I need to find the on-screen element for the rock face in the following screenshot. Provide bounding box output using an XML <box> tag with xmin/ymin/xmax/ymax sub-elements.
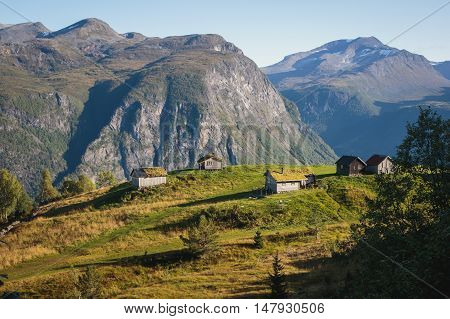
<box><xmin>0</xmin><ymin>22</ymin><xmax>49</xmax><ymax>43</ymax></box>
<box><xmin>263</xmin><ymin>37</ymin><xmax>450</xmax><ymax>157</ymax></box>
<box><xmin>0</xmin><ymin>19</ymin><xmax>336</xmax><ymax>195</ymax></box>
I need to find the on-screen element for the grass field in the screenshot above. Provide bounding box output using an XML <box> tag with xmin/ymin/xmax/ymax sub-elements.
<box><xmin>0</xmin><ymin>165</ymin><xmax>376</xmax><ymax>298</ymax></box>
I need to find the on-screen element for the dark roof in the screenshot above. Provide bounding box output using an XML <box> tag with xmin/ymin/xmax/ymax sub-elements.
<box><xmin>335</xmin><ymin>155</ymin><xmax>367</xmax><ymax>166</ymax></box>
<box><xmin>197</xmin><ymin>153</ymin><xmax>222</xmax><ymax>163</ymax></box>
<box><xmin>366</xmin><ymin>154</ymin><xmax>391</xmax><ymax>166</ymax></box>
<box><xmin>130</xmin><ymin>167</ymin><xmax>167</xmax><ymax>178</ymax></box>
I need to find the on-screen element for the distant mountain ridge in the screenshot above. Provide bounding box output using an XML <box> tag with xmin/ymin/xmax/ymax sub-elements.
<box><xmin>263</xmin><ymin>37</ymin><xmax>450</xmax><ymax>157</ymax></box>
<box><xmin>0</xmin><ymin>18</ymin><xmax>336</xmax><ymax>195</ymax></box>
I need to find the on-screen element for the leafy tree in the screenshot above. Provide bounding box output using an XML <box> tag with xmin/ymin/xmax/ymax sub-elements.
<box><xmin>59</xmin><ymin>178</ymin><xmax>80</xmax><ymax>197</ymax></box>
<box><xmin>38</xmin><ymin>169</ymin><xmax>60</xmax><ymax>203</ymax></box>
<box><xmin>269</xmin><ymin>253</ymin><xmax>289</xmax><ymax>298</ymax></box>
<box><xmin>180</xmin><ymin>215</ymin><xmax>219</xmax><ymax>257</ymax></box>
<box><xmin>96</xmin><ymin>170</ymin><xmax>117</xmax><ymax>188</ymax></box>
<box><xmin>253</xmin><ymin>230</ymin><xmax>264</xmax><ymax>249</ymax></box>
<box><xmin>60</xmin><ymin>175</ymin><xmax>96</xmax><ymax>197</ymax></box>
<box><xmin>349</xmin><ymin>107</ymin><xmax>450</xmax><ymax>298</ymax></box>
<box><xmin>75</xmin><ymin>266</ymin><xmax>102</xmax><ymax>299</ymax></box>
<box><xmin>76</xmin><ymin>175</ymin><xmax>96</xmax><ymax>193</ymax></box>
<box><xmin>0</xmin><ymin>169</ymin><xmax>32</xmax><ymax>223</ymax></box>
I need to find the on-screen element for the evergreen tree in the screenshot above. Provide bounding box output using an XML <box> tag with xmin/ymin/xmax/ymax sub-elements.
<box><xmin>96</xmin><ymin>170</ymin><xmax>117</xmax><ymax>188</ymax></box>
<box><xmin>350</xmin><ymin>107</ymin><xmax>450</xmax><ymax>298</ymax></box>
<box><xmin>75</xmin><ymin>266</ymin><xmax>102</xmax><ymax>299</ymax></box>
<box><xmin>38</xmin><ymin>169</ymin><xmax>60</xmax><ymax>203</ymax></box>
<box><xmin>269</xmin><ymin>253</ymin><xmax>289</xmax><ymax>298</ymax></box>
<box><xmin>0</xmin><ymin>169</ymin><xmax>32</xmax><ymax>223</ymax></box>
<box><xmin>253</xmin><ymin>230</ymin><xmax>264</xmax><ymax>249</ymax></box>
<box><xmin>180</xmin><ymin>215</ymin><xmax>219</xmax><ymax>257</ymax></box>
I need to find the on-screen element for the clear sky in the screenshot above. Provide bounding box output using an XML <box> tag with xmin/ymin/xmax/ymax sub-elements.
<box><xmin>0</xmin><ymin>0</ymin><xmax>449</xmax><ymax>66</ymax></box>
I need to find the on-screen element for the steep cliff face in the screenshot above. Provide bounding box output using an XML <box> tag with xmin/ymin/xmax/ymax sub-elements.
<box><xmin>0</xmin><ymin>19</ymin><xmax>336</xmax><ymax>195</ymax></box>
<box><xmin>75</xmin><ymin>51</ymin><xmax>336</xmax><ymax>179</ymax></box>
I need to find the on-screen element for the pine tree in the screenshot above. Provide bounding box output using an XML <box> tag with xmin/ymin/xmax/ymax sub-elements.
<box><xmin>38</xmin><ymin>169</ymin><xmax>60</xmax><ymax>203</ymax></box>
<box><xmin>75</xmin><ymin>266</ymin><xmax>102</xmax><ymax>299</ymax></box>
<box><xmin>180</xmin><ymin>215</ymin><xmax>219</xmax><ymax>257</ymax></box>
<box><xmin>253</xmin><ymin>230</ymin><xmax>264</xmax><ymax>249</ymax></box>
<box><xmin>269</xmin><ymin>253</ymin><xmax>289</xmax><ymax>298</ymax></box>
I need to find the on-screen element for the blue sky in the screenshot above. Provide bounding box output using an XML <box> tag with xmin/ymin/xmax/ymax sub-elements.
<box><xmin>1</xmin><ymin>0</ymin><xmax>449</xmax><ymax>66</ymax></box>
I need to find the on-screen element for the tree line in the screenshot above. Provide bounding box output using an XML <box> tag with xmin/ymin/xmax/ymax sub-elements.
<box><xmin>0</xmin><ymin>169</ymin><xmax>117</xmax><ymax>224</ymax></box>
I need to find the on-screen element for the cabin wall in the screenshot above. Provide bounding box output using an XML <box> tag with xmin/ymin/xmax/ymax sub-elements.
<box><xmin>367</xmin><ymin>158</ymin><xmax>394</xmax><ymax>174</ymax></box>
<box><xmin>199</xmin><ymin>159</ymin><xmax>222</xmax><ymax>170</ymax></box>
<box><xmin>133</xmin><ymin>176</ymin><xmax>166</xmax><ymax>188</ymax></box>
<box><xmin>336</xmin><ymin>163</ymin><xmax>350</xmax><ymax>175</ymax></box>
<box><xmin>276</xmin><ymin>180</ymin><xmax>306</xmax><ymax>193</ymax></box>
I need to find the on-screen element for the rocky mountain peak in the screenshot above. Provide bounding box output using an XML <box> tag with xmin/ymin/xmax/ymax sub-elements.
<box><xmin>43</xmin><ymin>18</ymin><xmax>122</xmax><ymax>42</ymax></box>
<box><xmin>348</xmin><ymin>36</ymin><xmax>384</xmax><ymax>49</ymax></box>
<box><xmin>0</xmin><ymin>22</ymin><xmax>50</xmax><ymax>43</ymax></box>
<box><xmin>183</xmin><ymin>34</ymin><xmax>242</xmax><ymax>53</ymax></box>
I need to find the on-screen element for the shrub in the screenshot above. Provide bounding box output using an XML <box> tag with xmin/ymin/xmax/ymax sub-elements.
<box><xmin>77</xmin><ymin>175</ymin><xmax>96</xmax><ymax>193</ymax></box>
<box><xmin>59</xmin><ymin>175</ymin><xmax>96</xmax><ymax>197</ymax></box>
<box><xmin>180</xmin><ymin>215</ymin><xmax>219</xmax><ymax>257</ymax></box>
<box><xmin>203</xmin><ymin>205</ymin><xmax>258</xmax><ymax>229</ymax></box>
<box><xmin>96</xmin><ymin>170</ymin><xmax>117</xmax><ymax>188</ymax></box>
<box><xmin>75</xmin><ymin>266</ymin><xmax>102</xmax><ymax>299</ymax></box>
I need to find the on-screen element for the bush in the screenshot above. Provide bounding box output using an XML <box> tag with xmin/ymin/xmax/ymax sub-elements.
<box><xmin>75</xmin><ymin>266</ymin><xmax>102</xmax><ymax>299</ymax></box>
<box><xmin>180</xmin><ymin>215</ymin><xmax>219</xmax><ymax>257</ymax></box>
<box><xmin>59</xmin><ymin>175</ymin><xmax>96</xmax><ymax>197</ymax></box>
<box><xmin>96</xmin><ymin>170</ymin><xmax>117</xmax><ymax>188</ymax></box>
<box><xmin>77</xmin><ymin>175</ymin><xmax>96</xmax><ymax>193</ymax></box>
<box><xmin>202</xmin><ymin>205</ymin><xmax>258</xmax><ymax>229</ymax></box>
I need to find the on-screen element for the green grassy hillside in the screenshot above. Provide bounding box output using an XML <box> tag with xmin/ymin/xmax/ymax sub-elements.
<box><xmin>0</xmin><ymin>165</ymin><xmax>375</xmax><ymax>298</ymax></box>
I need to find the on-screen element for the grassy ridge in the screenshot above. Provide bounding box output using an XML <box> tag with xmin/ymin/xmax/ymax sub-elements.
<box><xmin>0</xmin><ymin>165</ymin><xmax>375</xmax><ymax>298</ymax></box>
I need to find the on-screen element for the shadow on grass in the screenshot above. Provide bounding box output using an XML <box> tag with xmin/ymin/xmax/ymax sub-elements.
<box><xmin>178</xmin><ymin>190</ymin><xmax>261</xmax><ymax>208</ymax></box>
<box><xmin>43</xmin><ymin>183</ymin><xmax>134</xmax><ymax>218</ymax></box>
<box><xmin>60</xmin><ymin>249</ymin><xmax>195</xmax><ymax>270</ymax></box>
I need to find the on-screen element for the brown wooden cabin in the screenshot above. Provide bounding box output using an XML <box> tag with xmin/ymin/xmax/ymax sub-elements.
<box><xmin>335</xmin><ymin>156</ymin><xmax>367</xmax><ymax>176</ymax></box>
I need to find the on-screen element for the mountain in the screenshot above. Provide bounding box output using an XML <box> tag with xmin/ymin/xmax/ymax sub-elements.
<box><xmin>263</xmin><ymin>37</ymin><xmax>450</xmax><ymax>157</ymax></box>
<box><xmin>0</xmin><ymin>19</ymin><xmax>336</xmax><ymax>195</ymax></box>
<box><xmin>434</xmin><ymin>61</ymin><xmax>450</xmax><ymax>80</ymax></box>
<box><xmin>0</xmin><ymin>22</ymin><xmax>49</xmax><ymax>43</ymax></box>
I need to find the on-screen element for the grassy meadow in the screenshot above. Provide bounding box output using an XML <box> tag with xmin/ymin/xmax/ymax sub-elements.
<box><xmin>0</xmin><ymin>165</ymin><xmax>376</xmax><ymax>298</ymax></box>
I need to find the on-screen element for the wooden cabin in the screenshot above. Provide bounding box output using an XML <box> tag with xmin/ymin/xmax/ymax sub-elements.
<box><xmin>365</xmin><ymin>155</ymin><xmax>394</xmax><ymax>174</ymax></box>
<box><xmin>265</xmin><ymin>168</ymin><xmax>316</xmax><ymax>193</ymax></box>
<box><xmin>335</xmin><ymin>156</ymin><xmax>367</xmax><ymax>176</ymax></box>
<box><xmin>130</xmin><ymin>167</ymin><xmax>167</xmax><ymax>189</ymax></box>
<box><xmin>197</xmin><ymin>154</ymin><xmax>223</xmax><ymax>170</ymax></box>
